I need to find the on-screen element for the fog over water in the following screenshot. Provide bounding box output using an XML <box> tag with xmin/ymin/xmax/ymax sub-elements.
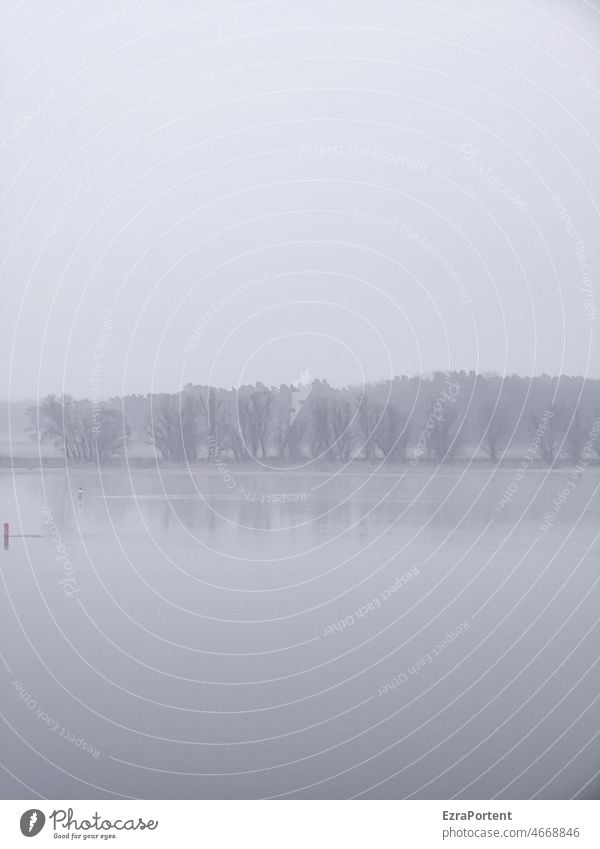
<box><xmin>1</xmin><ymin>0</ymin><xmax>600</xmax><ymax>399</ymax></box>
<box><xmin>1</xmin><ymin>0</ymin><xmax>600</xmax><ymax>803</ymax></box>
<box><xmin>1</xmin><ymin>466</ymin><xmax>599</xmax><ymax>799</ymax></box>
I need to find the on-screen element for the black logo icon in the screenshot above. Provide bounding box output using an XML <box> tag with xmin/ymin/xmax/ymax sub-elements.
<box><xmin>20</xmin><ymin>810</ymin><xmax>45</xmax><ymax>837</ymax></box>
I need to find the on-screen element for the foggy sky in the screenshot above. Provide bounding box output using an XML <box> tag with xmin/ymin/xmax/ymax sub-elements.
<box><xmin>1</xmin><ymin>0</ymin><xmax>600</xmax><ymax>400</ymax></box>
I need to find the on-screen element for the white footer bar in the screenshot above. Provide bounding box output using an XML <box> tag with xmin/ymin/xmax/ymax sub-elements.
<box><xmin>0</xmin><ymin>800</ymin><xmax>597</xmax><ymax>847</ymax></box>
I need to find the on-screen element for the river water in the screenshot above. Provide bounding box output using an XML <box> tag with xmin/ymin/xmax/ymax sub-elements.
<box><xmin>1</xmin><ymin>465</ymin><xmax>598</xmax><ymax>799</ymax></box>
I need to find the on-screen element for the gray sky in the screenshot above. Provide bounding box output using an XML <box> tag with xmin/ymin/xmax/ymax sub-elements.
<box><xmin>1</xmin><ymin>0</ymin><xmax>600</xmax><ymax>400</ymax></box>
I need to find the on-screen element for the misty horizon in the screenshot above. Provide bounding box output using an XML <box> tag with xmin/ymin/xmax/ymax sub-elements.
<box><xmin>2</xmin><ymin>1</ymin><xmax>600</xmax><ymax>401</ymax></box>
<box><xmin>5</xmin><ymin>369</ymin><xmax>600</xmax><ymax>405</ymax></box>
<box><xmin>2</xmin><ymin>0</ymin><xmax>600</xmax><ymax>811</ymax></box>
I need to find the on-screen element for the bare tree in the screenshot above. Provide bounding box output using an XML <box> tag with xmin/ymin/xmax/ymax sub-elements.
<box><xmin>29</xmin><ymin>395</ymin><xmax>129</xmax><ymax>463</ymax></box>
<box><xmin>271</xmin><ymin>414</ymin><xmax>308</xmax><ymax>463</ymax></box>
<box><xmin>309</xmin><ymin>397</ymin><xmax>333</xmax><ymax>459</ymax></box>
<box><xmin>272</xmin><ymin>413</ymin><xmax>290</xmax><ymax>461</ymax></box>
<box><xmin>287</xmin><ymin>417</ymin><xmax>308</xmax><ymax>462</ymax></box>
<box><xmin>531</xmin><ymin>405</ymin><xmax>564</xmax><ymax>466</ymax></box>
<box><xmin>92</xmin><ymin>407</ymin><xmax>130</xmax><ymax>461</ymax></box>
<box><xmin>355</xmin><ymin>394</ymin><xmax>378</xmax><ymax>462</ymax></box>
<box><xmin>565</xmin><ymin>408</ymin><xmax>587</xmax><ymax>466</ymax></box>
<box><xmin>146</xmin><ymin>395</ymin><xmax>176</xmax><ymax>461</ymax></box>
<box><xmin>372</xmin><ymin>404</ymin><xmax>411</xmax><ymax>463</ymax></box>
<box><xmin>28</xmin><ymin>395</ymin><xmax>76</xmax><ymax>461</ymax></box>
<box><xmin>146</xmin><ymin>393</ymin><xmax>200</xmax><ymax>462</ymax></box>
<box><xmin>425</xmin><ymin>404</ymin><xmax>464</xmax><ymax>463</ymax></box>
<box><xmin>223</xmin><ymin>403</ymin><xmax>248</xmax><ymax>462</ymax></box>
<box><xmin>329</xmin><ymin>398</ymin><xmax>355</xmax><ymax>462</ymax></box>
<box><xmin>198</xmin><ymin>387</ymin><xmax>230</xmax><ymax>457</ymax></box>
<box><xmin>477</xmin><ymin>402</ymin><xmax>511</xmax><ymax>463</ymax></box>
<box><xmin>591</xmin><ymin>411</ymin><xmax>600</xmax><ymax>461</ymax></box>
<box><xmin>272</xmin><ymin>385</ymin><xmax>309</xmax><ymax>463</ymax></box>
<box><xmin>237</xmin><ymin>385</ymin><xmax>274</xmax><ymax>459</ymax></box>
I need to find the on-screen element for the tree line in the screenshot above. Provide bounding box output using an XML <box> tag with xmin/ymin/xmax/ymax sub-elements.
<box><xmin>25</xmin><ymin>372</ymin><xmax>600</xmax><ymax>467</ymax></box>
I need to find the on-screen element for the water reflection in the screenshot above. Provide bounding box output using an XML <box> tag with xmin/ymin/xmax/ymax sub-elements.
<box><xmin>1</xmin><ymin>467</ymin><xmax>599</xmax><ymax>799</ymax></box>
<box><xmin>11</xmin><ymin>466</ymin><xmax>599</xmax><ymax>546</ymax></box>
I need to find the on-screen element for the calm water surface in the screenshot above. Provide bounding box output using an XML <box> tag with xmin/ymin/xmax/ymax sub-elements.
<box><xmin>1</xmin><ymin>465</ymin><xmax>598</xmax><ymax>799</ymax></box>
